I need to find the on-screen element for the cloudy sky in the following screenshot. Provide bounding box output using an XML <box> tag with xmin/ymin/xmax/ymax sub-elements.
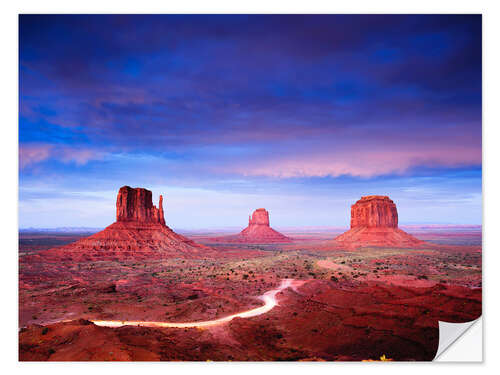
<box><xmin>19</xmin><ymin>15</ymin><xmax>482</xmax><ymax>229</ymax></box>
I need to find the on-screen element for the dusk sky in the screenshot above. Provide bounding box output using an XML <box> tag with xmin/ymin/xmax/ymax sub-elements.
<box><xmin>19</xmin><ymin>14</ymin><xmax>482</xmax><ymax>229</ymax></box>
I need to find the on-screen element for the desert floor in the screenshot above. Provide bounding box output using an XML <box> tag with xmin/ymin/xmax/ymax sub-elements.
<box><xmin>19</xmin><ymin>226</ymin><xmax>481</xmax><ymax>361</ymax></box>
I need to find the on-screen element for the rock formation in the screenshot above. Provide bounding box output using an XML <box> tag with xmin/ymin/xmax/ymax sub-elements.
<box><xmin>44</xmin><ymin>186</ymin><xmax>212</xmax><ymax>260</ymax></box>
<box><xmin>212</xmin><ymin>208</ymin><xmax>292</xmax><ymax>243</ymax></box>
<box><xmin>116</xmin><ymin>186</ymin><xmax>165</xmax><ymax>225</ymax></box>
<box><xmin>335</xmin><ymin>196</ymin><xmax>425</xmax><ymax>248</ymax></box>
<box><xmin>247</xmin><ymin>208</ymin><xmax>270</xmax><ymax>226</ymax></box>
<box><xmin>350</xmin><ymin>195</ymin><xmax>398</xmax><ymax>229</ymax></box>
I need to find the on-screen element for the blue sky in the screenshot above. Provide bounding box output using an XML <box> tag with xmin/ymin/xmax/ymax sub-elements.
<box><xmin>19</xmin><ymin>15</ymin><xmax>482</xmax><ymax>229</ymax></box>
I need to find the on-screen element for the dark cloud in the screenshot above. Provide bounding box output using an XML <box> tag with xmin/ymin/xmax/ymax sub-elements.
<box><xmin>19</xmin><ymin>15</ymin><xmax>482</xmax><ymax>226</ymax></box>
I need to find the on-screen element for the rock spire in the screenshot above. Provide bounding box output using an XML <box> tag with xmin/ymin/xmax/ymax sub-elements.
<box><xmin>44</xmin><ymin>186</ymin><xmax>212</xmax><ymax>260</ymax></box>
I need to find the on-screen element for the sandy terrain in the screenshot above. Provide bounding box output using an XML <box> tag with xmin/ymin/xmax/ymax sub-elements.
<box><xmin>19</xmin><ymin>226</ymin><xmax>481</xmax><ymax>361</ymax></box>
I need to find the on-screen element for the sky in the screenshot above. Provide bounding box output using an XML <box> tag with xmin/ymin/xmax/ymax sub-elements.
<box><xmin>19</xmin><ymin>15</ymin><xmax>482</xmax><ymax>229</ymax></box>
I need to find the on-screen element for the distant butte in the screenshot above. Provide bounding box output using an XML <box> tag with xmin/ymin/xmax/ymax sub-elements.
<box><xmin>213</xmin><ymin>208</ymin><xmax>292</xmax><ymax>243</ymax></box>
<box><xmin>335</xmin><ymin>195</ymin><xmax>425</xmax><ymax>248</ymax></box>
<box><xmin>44</xmin><ymin>186</ymin><xmax>212</xmax><ymax>260</ymax></box>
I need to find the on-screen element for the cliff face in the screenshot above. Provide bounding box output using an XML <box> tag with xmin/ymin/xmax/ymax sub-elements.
<box><xmin>44</xmin><ymin>186</ymin><xmax>212</xmax><ymax>260</ymax></box>
<box><xmin>248</xmin><ymin>208</ymin><xmax>270</xmax><ymax>226</ymax></box>
<box><xmin>116</xmin><ymin>186</ymin><xmax>165</xmax><ymax>225</ymax></box>
<box><xmin>350</xmin><ymin>196</ymin><xmax>398</xmax><ymax>228</ymax></box>
<box><xmin>335</xmin><ymin>195</ymin><xmax>425</xmax><ymax>249</ymax></box>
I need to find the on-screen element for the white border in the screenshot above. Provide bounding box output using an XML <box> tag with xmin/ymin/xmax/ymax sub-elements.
<box><xmin>4</xmin><ymin>0</ymin><xmax>498</xmax><ymax>373</ymax></box>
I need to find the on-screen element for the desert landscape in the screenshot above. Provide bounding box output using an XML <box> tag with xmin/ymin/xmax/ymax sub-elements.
<box><xmin>19</xmin><ymin>187</ymin><xmax>482</xmax><ymax>361</ymax></box>
<box><xmin>18</xmin><ymin>14</ymin><xmax>482</xmax><ymax>362</ymax></box>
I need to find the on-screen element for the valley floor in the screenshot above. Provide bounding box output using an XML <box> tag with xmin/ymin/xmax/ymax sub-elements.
<box><xmin>19</xmin><ymin>227</ymin><xmax>482</xmax><ymax>361</ymax></box>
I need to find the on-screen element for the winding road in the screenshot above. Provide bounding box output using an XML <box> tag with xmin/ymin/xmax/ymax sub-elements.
<box><xmin>92</xmin><ymin>278</ymin><xmax>297</xmax><ymax>329</ymax></box>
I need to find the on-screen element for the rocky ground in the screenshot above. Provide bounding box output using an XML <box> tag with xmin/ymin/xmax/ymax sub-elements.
<box><xmin>19</xmin><ymin>227</ymin><xmax>481</xmax><ymax>361</ymax></box>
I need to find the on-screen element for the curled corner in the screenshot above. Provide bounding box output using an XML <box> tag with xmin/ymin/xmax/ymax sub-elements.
<box><xmin>434</xmin><ymin>317</ymin><xmax>482</xmax><ymax>361</ymax></box>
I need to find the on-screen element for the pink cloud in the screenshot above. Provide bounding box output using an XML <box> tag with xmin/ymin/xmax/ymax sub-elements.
<box><xmin>223</xmin><ymin>144</ymin><xmax>481</xmax><ymax>179</ymax></box>
<box><xmin>19</xmin><ymin>144</ymin><xmax>103</xmax><ymax>169</ymax></box>
<box><xmin>19</xmin><ymin>144</ymin><xmax>53</xmax><ymax>168</ymax></box>
<box><xmin>57</xmin><ymin>148</ymin><xmax>102</xmax><ymax>165</ymax></box>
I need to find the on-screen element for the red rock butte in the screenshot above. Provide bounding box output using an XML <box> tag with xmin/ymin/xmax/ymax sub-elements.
<box><xmin>116</xmin><ymin>186</ymin><xmax>165</xmax><ymax>225</ymax></box>
<box><xmin>213</xmin><ymin>208</ymin><xmax>292</xmax><ymax>243</ymax></box>
<box><xmin>335</xmin><ymin>195</ymin><xmax>425</xmax><ymax>248</ymax></box>
<box><xmin>44</xmin><ymin>186</ymin><xmax>212</xmax><ymax>260</ymax></box>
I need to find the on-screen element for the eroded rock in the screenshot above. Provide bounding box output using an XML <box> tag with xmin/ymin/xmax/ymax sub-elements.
<box><xmin>43</xmin><ymin>186</ymin><xmax>212</xmax><ymax>260</ymax></box>
<box><xmin>212</xmin><ymin>208</ymin><xmax>292</xmax><ymax>243</ymax></box>
<box><xmin>335</xmin><ymin>195</ymin><xmax>425</xmax><ymax>248</ymax></box>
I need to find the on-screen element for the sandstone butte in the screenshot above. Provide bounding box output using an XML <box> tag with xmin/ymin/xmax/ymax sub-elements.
<box><xmin>43</xmin><ymin>186</ymin><xmax>212</xmax><ymax>260</ymax></box>
<box><xmin>213</xmin><ymin>208</ymin><xmax>292</xmax><ymax>243</ymax></box>
<box><xmin>335</xmin><ymin>195</ymin><xmax>425</xmax><ymax>249</ymax></box>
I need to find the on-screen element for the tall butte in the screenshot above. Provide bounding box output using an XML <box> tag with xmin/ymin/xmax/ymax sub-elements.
<box><xmin>335</xmin><ymin>195</ymin><xmax>425</xmax><ymax>248</ymax></box>
<box><xmin>213</xmin><ymin>208</ymin><xmax>292</xmax><ymax>243</ymax></box>
<box><xmin>44</xmin><ymin>186</ymin><xmax>212</xmax><ymax>260</ymax></box>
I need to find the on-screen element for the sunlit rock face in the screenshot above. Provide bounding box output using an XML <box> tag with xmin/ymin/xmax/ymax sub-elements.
<box><xmin>116</xmin><ymin>186</ymin><xmax>165</xmax><ymax>225</ymax></box>
<box><xmin>336</xmin><ymin>195</ymin><xmax>425</xmax><ymax>249</ymax></box>
<box><xmin>350</xmin><ymin>196</ymin><xmax>398</xmax><ymax>228</ymax></box>
<box><xmin>248</xmin><ymin>208</ymin><xmax>270</xmax><ymax>226</ymax></box>
<box><xmin>43</xmin><ymin>186</ymin><xmax>212</xmax><ymax>260</ymax></box>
